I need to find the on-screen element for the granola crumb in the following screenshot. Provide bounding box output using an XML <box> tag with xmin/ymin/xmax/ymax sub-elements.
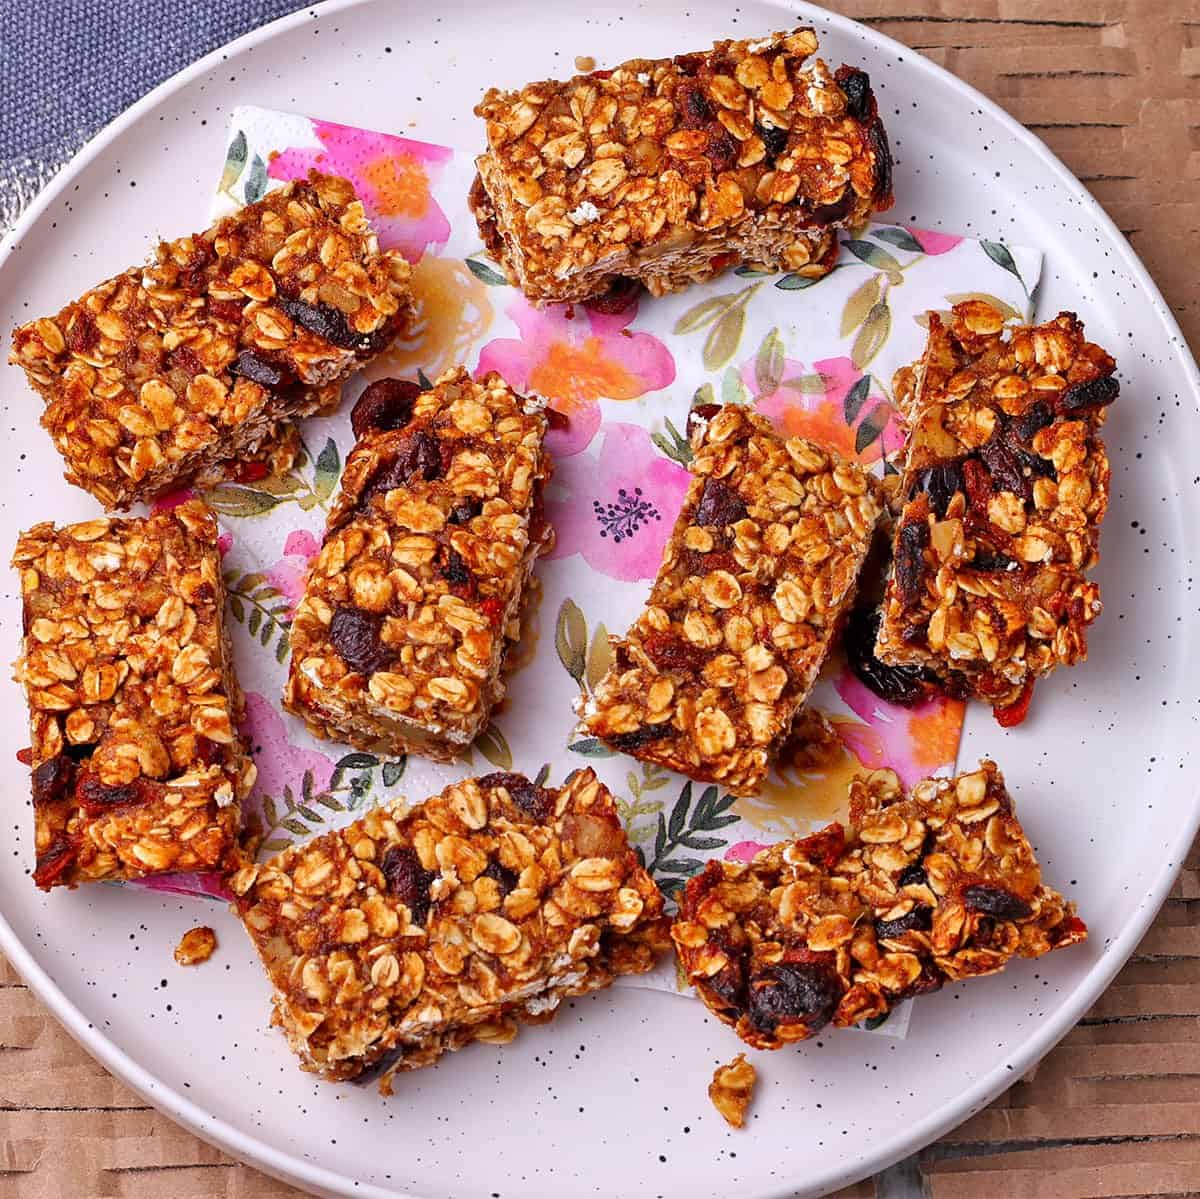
<box><xmin>574</xmin><ymin>54</ymin><xmax>596</xmax><ymax>72</ymax></box>
<box><xmin>174</xmin><ymin>926</ymin><xmax>217</xmax><ymax>966</ymax></box>
<box><xmin>709</xmin><ymin>1053</ymin><xmax>756</xmax><ymax>1128</ymax></box>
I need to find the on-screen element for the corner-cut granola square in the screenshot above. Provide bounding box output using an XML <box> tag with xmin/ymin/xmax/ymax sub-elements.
<box><xmin>579</xmin><ymin>404</ymin><xmax>883</xmax><ymax>796</ymax></box>
<box><xmin>12</xmin><ymin>500</ymin><xmax>255</xmax><ymax>889</ymax></box>
<box><xmin>470</xmin><ymin>27</ymin><xmax>892</xmax><ymax>305</ymax></box>
<box><xmin>230</xmin><ymin>768</ymin><xmax>668</xmax><ymax>1087</ymax></box>
<box><xmin>283</xmin><ymin>367</ymin><xmax>552</xmax><ymax>761</ymax></box>
<box><xmin>875</xmin><ymin>301</ymin><xmax>1116</xmax><ymax>723</ymax></box>
<box><xmin>672</xmin><ymin>760</ymin><xmax>1087</xmax><ymax>1050</ymax></box>
<box><xmin>9</xmin><ymin>171</ymin><xmax>413</xmax><ymax>510</ymax></box>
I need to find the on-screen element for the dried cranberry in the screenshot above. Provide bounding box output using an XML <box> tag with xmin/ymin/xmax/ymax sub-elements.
<box><xmin>328</xmin><ymin>607</ymin><xmax>390</xmax><ymax>676</ymax></box>
<box><xmin>642</xmin><ymin>630</ymin><xmax>706</xmax><ymax>674</ymax></box>
<box><xmin>381</xmin><ymin>845</ymin><xmax>435</xmax><ymax>924</ymax></box>
<box><xmin>686</xmin><ymin>403</ymin><xmax>723</xmax><ymax>439</ymax></box>
<box><xmin>794</xmin><ymin>824</ymin><xmax>846</xmax><ymax>871</ymax></box>
<box><xmin>747</xmin><ymin>962</ymin><xmax>843</xmax><ymax>1035</ymax></box>
<box><xmin>704</xmin><ymin>128</ymin><xmax>739</xmax><ymax>174</ymax></box>
<box><xmin>235</xmin><ymin>461</ymin><xmax>270</xmax><ymax>484</ymax></box>
<box><xmin>66</xmin><ymin>311</ymin><xmax>99</xmax><ymax>355</ymax></box>
<box><xmin>230</xmin><ymin>350</ymin><xmax>288</xmax><ymax>390</ymax></box>
<box><xmin>481</xmin><ymin>858</ymin><xmax>519</xmax><ymax>896</ymax></box>
<box><xmin>963</xmin><ymin>883</ymin><xmax>1032</xmax><ymax>920</ymax></box>
<box><xmin>33</xmin><ymin>840</ymin><xmax>78</xmax><ymax>889</ymax></box>
<box><xmin>31</xmin><ymin>756</ymin><xmax>74</xmax><ymax>807</ymax></box>
<box><xmin>695</xmin><ymin>478</ymin><xmax>747</xmax><ymax>527</ymax></box>
<box><xmin>980</xmin><ymin>435</ymin><xmax>1029</xmax><ymax>499</ymax></box>
<box><xmin>676</xmin><ymin>80</ymin><xmax>712</xmax><ymax>126</ymax></box>
<box><xmin>192</xmin><ymin>736</ymin><xmax>225</xmax><ymax>767</ymax></box>
<box><xmin>77</xmin><ymin>773</ymin><xmax>141</xmax><ymax>811</ymax></box>
<box><xmin>607</xmin><ymin>724</ymin><xmax>669</xmax><ymax>753</ymax></box>
<box><xmin>585</xmin><ymin>276</ymin><xmax>643</xmax><ymax>316</ymax></box>
<box><xmin>543</xmin><ymin>406</ymin><xmax>569</xmax><ymax>432</ymax></box>
<box><xmin>874</xmin><ymin>906</ymin><xmax>932</xmax><ymax>940</ymax></box>
<box><xmin>208</xmin><ymin>297</ymin><xmax>244</xmax><ymax>323</ymax></box>
<box><xmin>961</xmin><ymin>457</ymin><xmax>993</xmax><ymax>513</ymax></box>
<box><xmin>1012</xmin><ymin>400</ymin><xmax>1054</xmax><ymax>443</ymax></box>
<box><xmin>363</xmin><ymin>430</ymin><xmax>442</xmax><ymax>501</ymax></box>
<box><xmin>477</xmin><ymin>772</ymin><xmax>552</xmax><ymax>821</ymax></box>
<box><xmin>844</xmin><ymin>606</ymin><xmax>937</xmax><ymax>707</ymax></box>
<box><xmin>835</xmin><ymin>67</ymin><xmax>875</xmax><ymax>123</ymax></box>
<box><xmin>351</xmin><ymin>379</ymin><xmax>421</xmax><ymax>440</ymax></box>
<box><xmin>448</xmin><ymin>498</ymin><xmax>483</xmax><ymax>526</ymax></box>
<box><xmin>993</xmin><ymin>678</ymin><xmax>1035</xmax><ymax>728</ymax></box>
<box><xmin>755</xmin><ymin>122</ymin><xmax>789</xmax><ymax>162</ymax></box>
<box><xmin>1056</xmin><ymin>373</ymin><xmax>1119</xmax><ymax>416</ymax></box>
<box><xmin>898</xmin><ymin>863</ymin><xmax>928</xmax><ymax>889</ymax></box>
<box><xmin>15</xmin><ymin>747</ymin><xmax>32</xmax><ymax>766</ymax></box>
<box><xmin>911</xmin><ymin>459</ymin><xmax>965</xmax><ymax>519</ymax></box>
<box><xmin>894</xmin><ymin>519</ymin><xmax>929</xmax><ymax>608</ymax></box>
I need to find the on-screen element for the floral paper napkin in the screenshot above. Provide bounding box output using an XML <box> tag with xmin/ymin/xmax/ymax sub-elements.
<box><xmin>150</xmin><ymin>106</ymin><xmax>1042</xmax><ymax>1032</ymax></box>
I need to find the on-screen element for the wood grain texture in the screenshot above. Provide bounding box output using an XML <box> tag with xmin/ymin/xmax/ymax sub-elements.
<box><xmin>3</xmin><ymin>2</ymin><xmax>1199</xmax><ymax>1196</ymax></box>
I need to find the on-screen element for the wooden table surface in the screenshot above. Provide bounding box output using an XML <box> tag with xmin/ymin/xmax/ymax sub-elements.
<box><xmin>2</xmin><ymin>2</ymin><xmax>1199</xmax><ymax>1196</ymax></box>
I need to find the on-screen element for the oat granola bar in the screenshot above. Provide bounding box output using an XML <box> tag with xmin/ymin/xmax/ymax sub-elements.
<box><xmin>470</xmin><ymin>28</ymin><xmax>892</xmax><ymax>304</ymax></box>
<box><xmin>283</xmin><ymin>368</ymin><xmax>552</xmax><ymax>761</ymax></box>
<box><xmin>672</xmin><ymin>760</ymin><xmax>1087</xmax><ymax>1050</ymax></box>
<box><xmin>12</xmin><ymin>501</ymin><xmax>255</xmax><ymax>889</ymax></box>
<box><xmin>579</xmin><ymin>405</ymin><xmax>883</xmax><ymax>796</ymax></box>
<box><xmin>230</xmin><ymin>769</ymin><xmax>668</xmax><ymax>1086</ymax></box>
<box><xmin>10</xmin><ymin>172</ymin><xmax>413</xmax><ymax>509</ymax></box>
<box><xmin>875</xmin><ymin>301</ymin><xmax>1116</xmax><ymax>722</ymax></box>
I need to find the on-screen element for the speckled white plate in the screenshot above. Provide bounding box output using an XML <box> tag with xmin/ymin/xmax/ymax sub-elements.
<box><xmin>1</xmin><ymin>2</ymin><xmax>1197</xmax><ymax>1197</ymax></box>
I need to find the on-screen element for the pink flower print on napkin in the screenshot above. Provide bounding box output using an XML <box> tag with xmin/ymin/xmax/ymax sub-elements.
<box><xmin>477</xmin><ymin>296</ymin><xmax>676</xmax><ymax>457</ymax></box>
<box><xmin>832</xmin><ymin>669</ymin><xmax>965</xmax><ymax>790</ymax></box>
<box><xmin>747</xmin><ymin>354</ymin><xmax>903</xmax><ymax>465</ymax></box>
<box><xmin>264</xmin><ymin>529</ymin><xmax>319</xmax><ymax>619</ymax></box>
<box><xmin>269</xmin><ymin>119</ymin><xmax>453</xmax><ymax>262</ymax></box>
<box><xmin>241</xmin><ymin>691</ymin><xmax>335</xmax><ymax>816</ymax></box>
<box><xmin>907</xmin><ymin>227</ymin><xmax>962</xmax><ymax>256</ymax></box>
<box><xmin>724</xmin><ymin>840</ymin><xmax>772</xmax><ymax>864</ymax></box>
<box><xmin>546</xmin><ymin>422</ymin><xmax>689</xmax><ymax>582</ymax></box>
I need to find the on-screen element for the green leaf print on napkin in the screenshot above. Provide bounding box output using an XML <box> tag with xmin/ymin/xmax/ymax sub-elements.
<box><xmin>643</xmin><ymin>780</ymin><xmax>740</xmax><ymax>897</ymax></box>
<box><xmin>224</xmin><ymin>570</ymin><xmax>292</xmax><ymax>664</ymax></box>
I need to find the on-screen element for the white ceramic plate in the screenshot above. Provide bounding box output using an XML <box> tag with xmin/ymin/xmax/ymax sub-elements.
<box><xmin>1</xmin><ymin>2</ymin><xmax>1197</xmax><ymax>1196</ymax></box>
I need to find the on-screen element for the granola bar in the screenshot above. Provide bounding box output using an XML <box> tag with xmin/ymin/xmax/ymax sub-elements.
<box><xmin>230</xmin><ymin>769</ymin><xmax>668</xmax><ymax>1085</ymax></box>
<box><xmin>10</xmin><ymin>172</ymin><xmax>412</xmax><ymax>509</ymax></box>
<box><xmin>283</xmin><ymin>368</ymin><xmax>552</xmax><ymax>761</ymax></box>
<box><xmin>470</xmin><ymin>28</ymin><xmax>892</xmax><ymax>304</ymax></box>
<box><xmin>875</xmin><ymin>301</ymin><xmax>1116</xmax><ymax>722</ymax></box>
<box><xmin>12</xmin><ymin>501</ymin><xmax>255</xmax><ymax>889</ymax></box>
<box><xmin>672</xmin><ymin>760</ymin><xmax>1087</xmax><ymax>1049</ymax></box>
<box><xmin>579</xmin><ymin>405</ymin><xmax>883</xmax><ymax>796</ymax></box>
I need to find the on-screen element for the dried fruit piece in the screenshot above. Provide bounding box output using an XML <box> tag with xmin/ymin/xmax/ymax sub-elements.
<box><xmin>695</xmin><ymin>478</ymin><xmax>748</xmax><ymax>527</ymax></box>
<box><xmin>844</xmin><ymin>606</ymin><xmax>937</xmax><ymax>707</ymax></box>
<box><xmin>748</xmin><ymin>961</ymin><xmax>842</xmax><ymax>1035</ymax></box>
<box><xmin>476</xmin><ymin>772</ymin><xmax>553</xmax><ymax>821</ymax></box>
<box><xmin>381</xmin><ymin>846</ymin><xmax>436</xmax><ymax>924</ymax></box>
<box><xmin>328</xmin><ymin>607</ymin><xmax>390</xmax><ymax>676</ymax></box>
<box><xmin>31</xmin><ymin>755</ymin><xmax>74</xmax><ymax>807</ymax></box>
<box><xmin>894</xmin><ymin>518</ymin><xmax>929</xmax><ymax>608</ymax></box>
<box><xmin>351</xmin><ymin>378</ymin><xmax>421</xmax><ymax>439</ymax></box>
<box><xmin>174</xmin><ymin>925</ymin><xmax>217</xmax><ymax>966</ymax></box>
<box><xmin>1056</xmin><ymin>373</ymin><xmax>1119</xmax><ymax>415</ymax></box>
<box><xmin>963</xmin><ymin>884</ymin><xmax>1033</xmax><ymax>920</ymax></box>
<box><xmin>708</xmin><ymin>1054</ymin><xmax>757</xmax><ymax>1129</ymax></box>
<box><xmin>584</xmin><ymin>276</ymin><xmax>643</xmax><ymax>315</ymax></box>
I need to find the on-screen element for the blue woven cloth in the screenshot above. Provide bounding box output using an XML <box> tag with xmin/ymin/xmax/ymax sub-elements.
<box><xmin>0</xmin><ymin>0</ymin><xmax>313</xmax><ymax>232</ymax></box>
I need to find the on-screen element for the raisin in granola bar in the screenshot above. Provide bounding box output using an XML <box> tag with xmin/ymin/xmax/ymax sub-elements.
<box><xmin>10</xmin><ymin>171</ymin><xmax>412</xmax><ymax>509</ymax></box>
<box><xmin>12</xmin><ymin>501</ymin><xmax>255</xmax><ymax>889</ymax></box>
<box><xmin>672</xmin><ymin>760</ymin><xmax>1087</xmax><ymax>1050</ymax></box>
<box><xmin>283</xmin><ymin>368</ymin><xmax>552</xmax><ymax>761</ymax></box>
<box><xmin>470</xmin><ymin>28</ymin><xmax>892</xmax><ymax>305</ymax></box>
<box><xmin>230</xmin><ymin>769</ymin><xmax>668</xmax><ymax>1087</ymax></box>
<box><xmin>876</xmin><ymin>301</ymin><xmax>1116</xmax><ymax>723</ymax></box>
<box><xmin>579</xmin><ymin>405</ymin><xmax>883</xmax><ymax>796</ymax></box>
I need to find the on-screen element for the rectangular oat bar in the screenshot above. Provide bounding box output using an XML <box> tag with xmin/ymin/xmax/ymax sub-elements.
<box><xmin>470</xmin><ymin>27</ymin><xmax>892</xmax><ymax>305</ymax></box>
<box><xmin>579</xmin><ymin>405</ymin><xmax>883</xmax><ymax>796</ymax></box>
<box><xmin>230</xmin><ymin>769</ymin><xmax>668</xmax><ymax>1086</ymax></box>
<box><xmin>283</xmin><ymin>367</ymin><xmax>552</xmax><ymax>761</ymax></box>
<box><xmin>12</xmin><ymin>500</ymin><xmax>255</xmax><ymax>889</ymax></box>
<box><xmin>672</xmin><ymin>760</ymin><xmax>1087</xmax><ymax>1049</ymax></box>
<box><xmin>10</xmin><ymin>171</ymin><xmax>413</xmax><ymax>509</ymax></box>
<box><xmin>875</xmin><ymin>301</ymin><xmax>1116</xmax><ymax>723</ymax></box>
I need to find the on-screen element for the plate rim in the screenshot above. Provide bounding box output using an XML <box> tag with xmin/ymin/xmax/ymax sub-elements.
<box><xmin>1</xmin><ymin>2</ymin><xmax>1197</xmax><ymax>1196</ymax></box>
